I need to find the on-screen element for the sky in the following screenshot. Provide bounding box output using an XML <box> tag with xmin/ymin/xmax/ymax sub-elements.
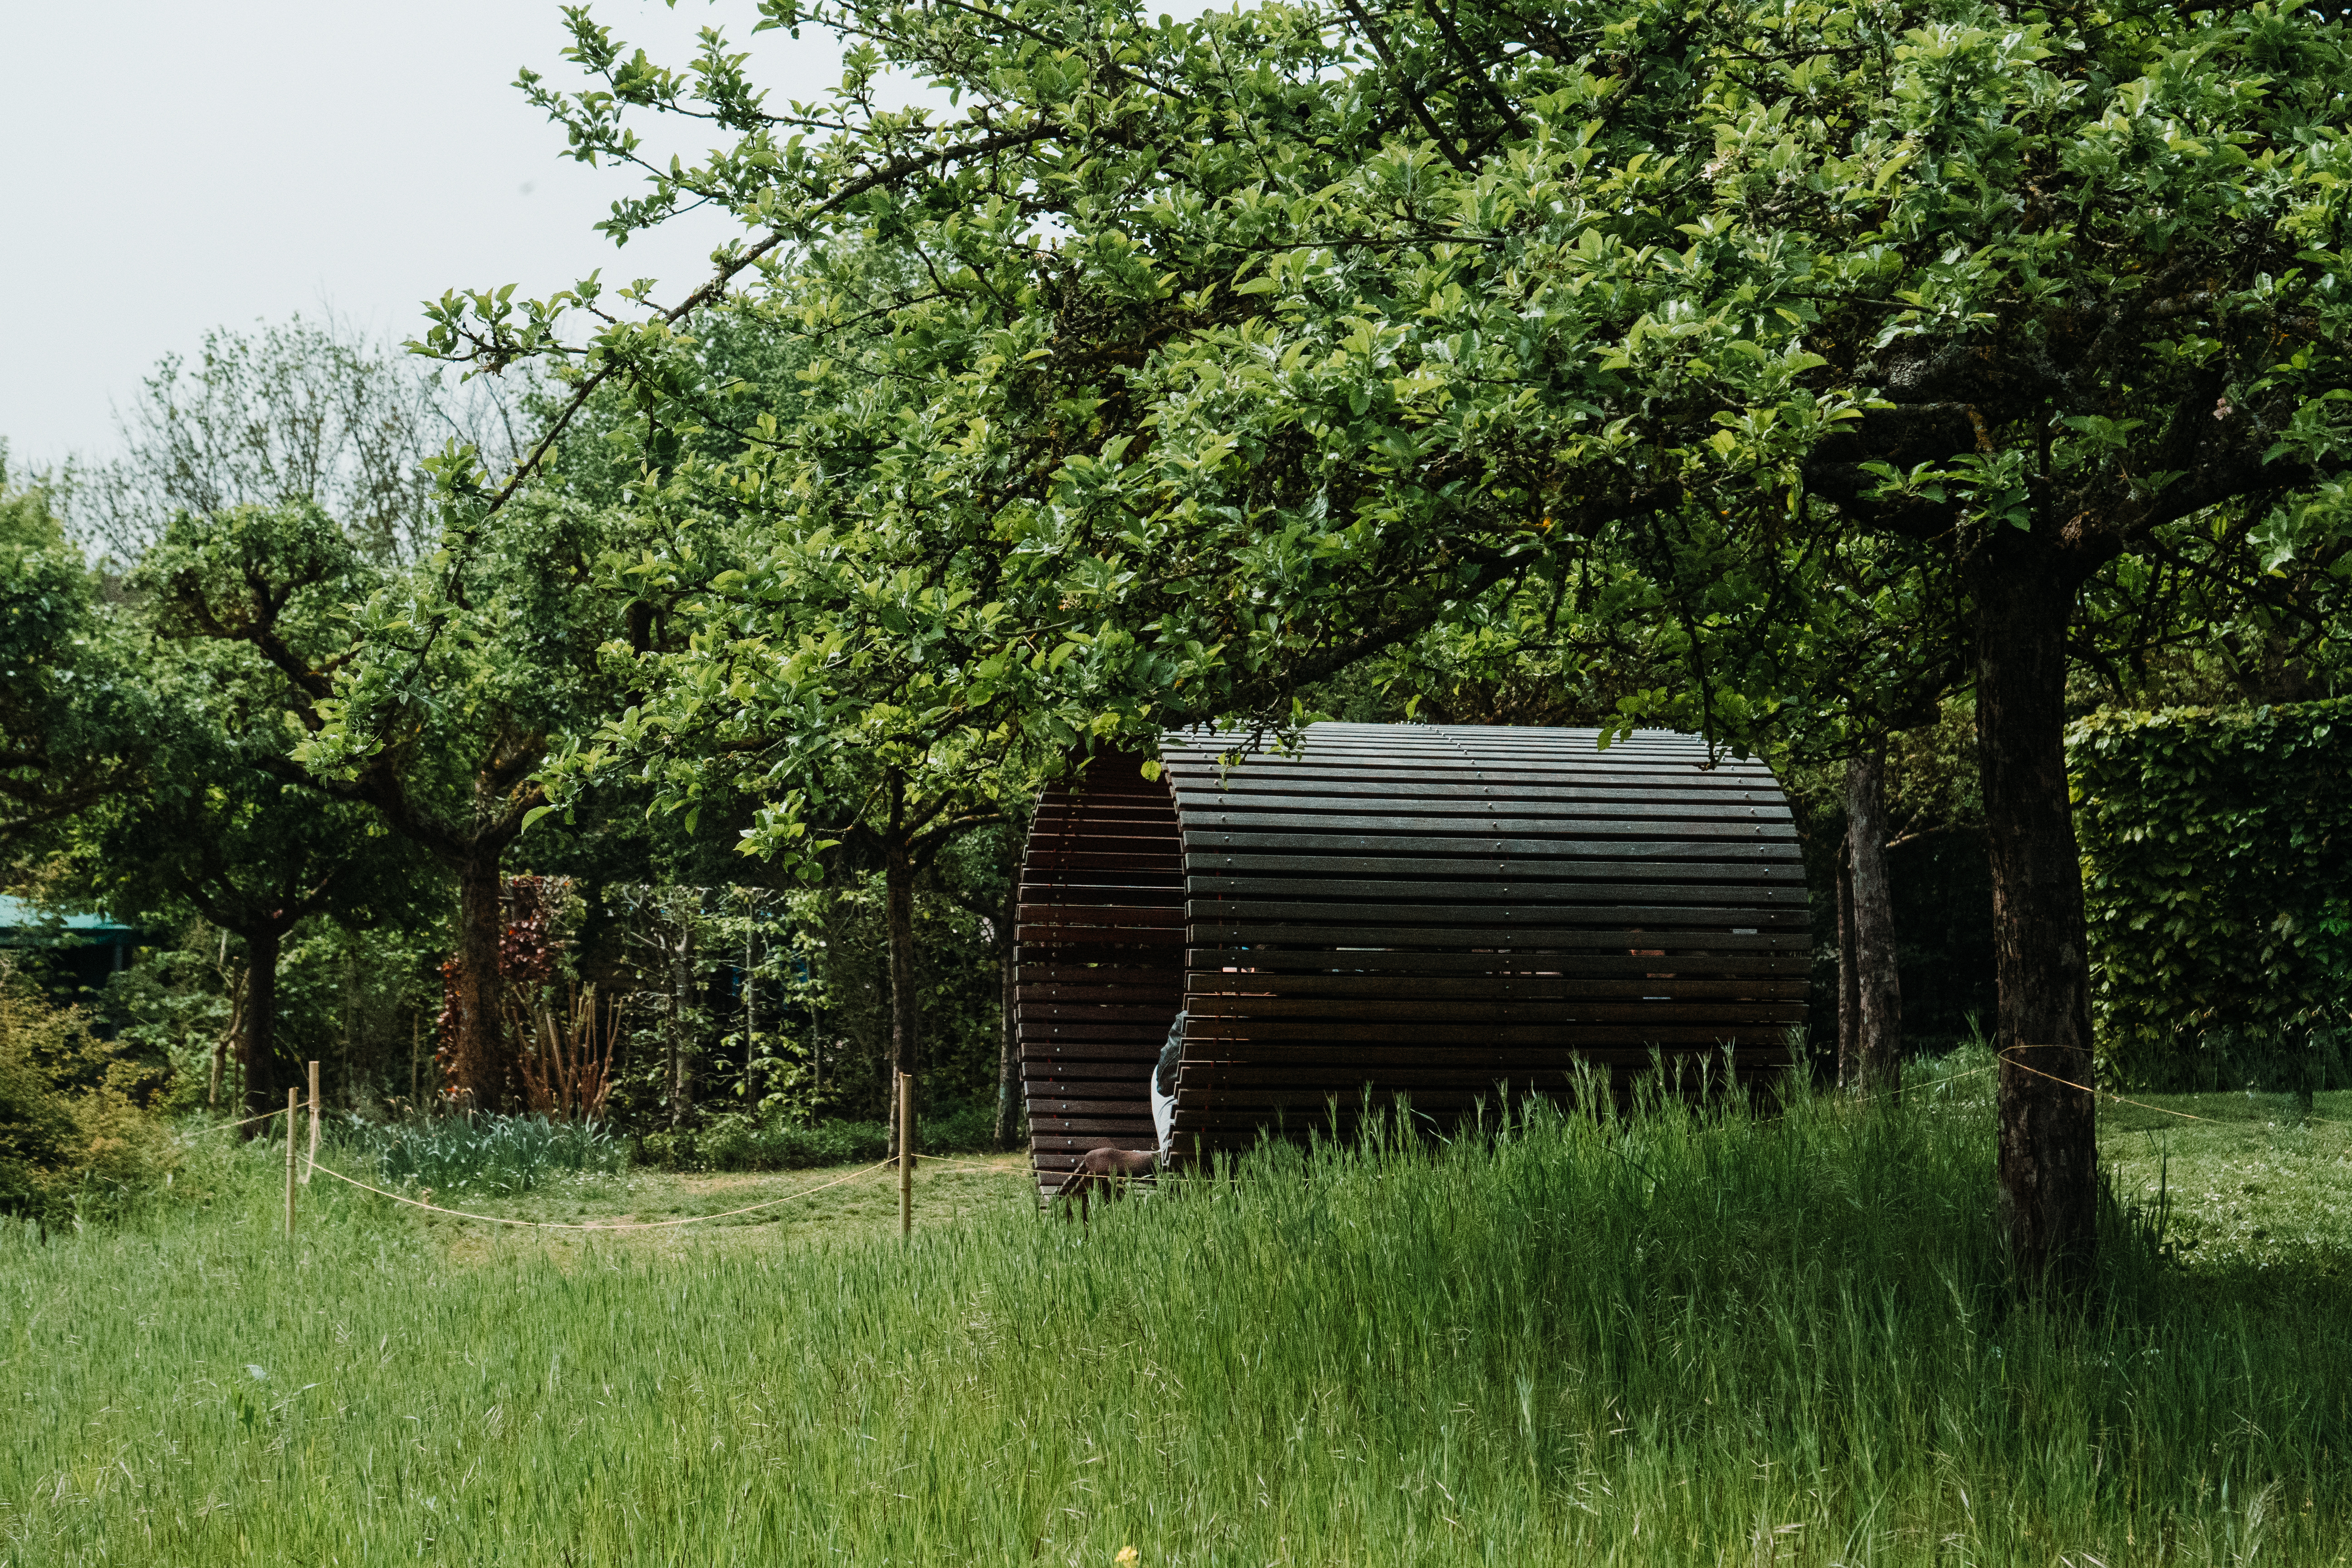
<box><xmin>0</xmin><ymin>2</ymin><xmax>852</xmax><ymax>474</ymax></box>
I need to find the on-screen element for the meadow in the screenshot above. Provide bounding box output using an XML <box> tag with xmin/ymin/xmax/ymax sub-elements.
<box><xmin>2</xmin><ymin>1059</ymin><xmax>2348</xmax><ymax>1567</ymax></box>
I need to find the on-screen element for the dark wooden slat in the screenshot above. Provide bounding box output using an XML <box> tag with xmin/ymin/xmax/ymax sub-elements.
<box><xmin>1018</xmin><ymin>984</ymin><xmax>1190</xmax><ymax>1005</ymax></box>
<box><xmin>1187</xmin><ymin>921</ymin><xmax>1809</xmax><ymax>951</ymax></box>
<box><xmin>1186</xmin><ymin>829</ymin><xmax>1803</xmax><ymax>860</ymax></box>
<box><xmin>1019</xmin><ymin>1003</ymin><xmax>1186</xmax><ymax>1025</ymax></box>
<box><xmin>1185</xmin><ymin>875</ymin><xmax>1808</xmax><ymax>906</ymax></box>
<box><xmin>1185</xmin><ymin>804</ymin><xmax>1787</xmax><ymax>827</ymax></box>
<box><xmin>1164</xmin><ymin>770</ymin><xmax>1789</xmax><ymax>799</ymax></box>
<box><xmin>1025</xmin><ymin>1098</ymin><xmax>1151</xmax><ymax>1115</ymax></box>
<box><xmin>1186</xmin><ymin>973</ymin><xmax>1807</xmax><ymax>1001</ymax></box>
<box><xmin>1177</xmin><ymin>806</ymin><xmax>1794</xmax><ymax>837</ymax></box>
<box><xmin>1186</xmin><ymin>851</ymin><xmax>1807</xmax><ymax>883</ymax></box>
<box><xmin>1030</xmin><ymin>1134</ymin><xmax>1160</xmax><ymax>1153</ymax></box>
<box><xmin>1187</xmin><ymin>947</ymin><xmax>1812</xmax><ymax>977</ymax></box>
<box><xmin>1182</xmin><ymin>998</ymin><xmax>1806</xmax><ymax>1024</ymax></box>
<box><xmin>1178</xmin><ymin>1023</ymin><xmax>1792</xmax><ymax>1049</ymax></box>
<box><xmin>1028</xmin><ymin>1117</ymin><xmax>1155</xmax><ymax>1135</ymax></box>
<box><xmin>1021</xmin><ymin>1040</ymin><xmax>1167</xmax><ymax>1060</ymax></box>
<box><xmin>1183</xmin><ymin>899</ymin><xmax>1808</xmax><ymax>929</ymax></box>
<box><xmin>1021</xmin><ymin>903</ymin><xmax>1186</xmax><ymax>927</ymax></box>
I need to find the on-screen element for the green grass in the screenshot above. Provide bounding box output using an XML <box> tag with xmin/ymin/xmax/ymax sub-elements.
<box><xmin>3</xmin><ymin>1069</ymin><xmax>2349</xmax><ymax>1565</ymax></box>
<box><xmin>2100</xmin><ymin>1088</ymin><xmax>2352</xmax><ymax>1269</ymax></box>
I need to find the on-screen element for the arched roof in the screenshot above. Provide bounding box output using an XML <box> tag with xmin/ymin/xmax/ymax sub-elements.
<box><xmin>1016</xmin><ymin>725</ymin><xmax>1809</xmax><ymax>1186</ymax></box>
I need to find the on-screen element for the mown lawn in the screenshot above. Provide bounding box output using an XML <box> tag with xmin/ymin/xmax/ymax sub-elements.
<box><xmin>3</xmin><ymin>1065</ymin><xmax>2348</xmax><ymax>1566</ymax></box>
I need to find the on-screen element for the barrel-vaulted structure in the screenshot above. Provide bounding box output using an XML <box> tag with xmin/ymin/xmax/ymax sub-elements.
<box><xmin>1015</xmin><ymin>724</ymin><xmax>1809</xmax><ymax>1188</ymax></box>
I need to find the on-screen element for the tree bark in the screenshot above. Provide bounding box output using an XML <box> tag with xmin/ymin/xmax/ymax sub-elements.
<box><xmin>1836</xmin><ymin>840</ymin><xmax>1858</xmax><ymax>1090</ymax></box>
<box><xmin>240</xmin><ymin>926</ymin><xmax>282</xmax><ymax>1135</ymax></box>
<box><xmin>1845</xmin><ymin>746</ymin><xmax>1902</xmax><ymax>1102</ymax></box>
<box><xmin>450</xmin><ymin>860</ymin><xmax>508</xmax><ymax>1112</ymax></box>
<box><xmin>884</xmin><ymin>839</ymin><xmax>920</xmax><ymax>1161</ymax></box>
<box><xmin>993</xmin><ymin>886</ymin><xmax>1019</xmax><ymax>1149</ymax></box>
<box><xmin>668</xmin><ymin>912</ymin><xmax>696</xmax><ymax>1129</ymax></box>
<box><xmin>744</xmin><ymin>925</ymin><xmax>758</xmax><ymax>1098</ymax></box>
<box><xmin>1974</xmin><ymin>548</ymin><xmax>2098</xmax><ymax>1290</ymax></box>
<box><xmin>211</xmin><ymin>966</ymin><xmax>245</xmax><ymax>1112</ymax></box>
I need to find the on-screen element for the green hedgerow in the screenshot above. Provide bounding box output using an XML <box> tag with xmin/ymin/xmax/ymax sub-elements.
<box><xmin>0</xmin><ymin>976</ymin><xmax>176</xmax><ymax>1226</ymax></box>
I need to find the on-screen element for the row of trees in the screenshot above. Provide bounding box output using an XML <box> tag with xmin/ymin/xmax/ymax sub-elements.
<box><xmin>0</xmin><ymin>318</ymin><xmax>1019</xmax><ymax>1136</ymax></box>
<box><xmin>421</xmin><ymin>0</ymin><xmax>2351</xmax><ymax>1290</ymax></box>
<box><xmin>9</xmin><ymin>0</ymin><xmax>2352</xmax><ymax>1291</ymax></box>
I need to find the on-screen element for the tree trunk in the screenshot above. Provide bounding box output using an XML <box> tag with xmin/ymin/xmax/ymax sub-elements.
<box><xmin>744</xmin><ymin>925</ymin><xmax>758</xmax><ymax>1099</ymax></box>
<box><xmin>1836</xmin><ymin>841</ymin><xmax>1858</xmax><ymax>1090</ymax></box>
<box><xmin>1845</xmin><ymin>746</ymin><xmax>1902</xmax><ymax>1102</ymax></box>
<box><xmin>668</xmin><ymin>916</ymin><xmax>696</xmax><ymax>1129</ymax></box>
<box><xmin>240</xmin><ymin>926</ymin><xmax>282</xmax><ymax>1135</ymax></box>
<box><xmin>450</xmin><ymin>860</ymin><xmax>508</xmax><ymax>1112</ymax></box>
<box><xmin>212</xmin><ymin>966</ymin><xmax>245</xmax><ymax>1112</ymax></box>
<box><xmin>1974</xmin><ymin>550</ymin><xmax>2098</xmax><ymax>1290</ymax></box>
<box><xmin>994</xmin><ymin>887</ymin><xmax>1019</xmax><ymax>1149</ymax></box>
<box><xmin>885</xmin><ymin>841</ymin><xmax>920</xmax><ymax>1161</ymax></box>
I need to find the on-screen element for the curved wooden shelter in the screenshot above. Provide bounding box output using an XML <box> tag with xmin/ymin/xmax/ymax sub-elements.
<box><xmin>1015</xmin><ymin>724</ymin><xmax>1808</xmax><ymax>1187</ymax></box>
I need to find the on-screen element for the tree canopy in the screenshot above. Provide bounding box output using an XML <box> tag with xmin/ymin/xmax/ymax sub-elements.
<box><xmin>418</xmin><ymin>0</ymin><xmax>2352</xmax><ymax>1283</ymax></box>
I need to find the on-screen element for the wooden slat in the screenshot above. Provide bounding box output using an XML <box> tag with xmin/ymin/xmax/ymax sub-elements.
<box><xmin>1183</xmin><ymin>899</ymin><xmax>1808</xmax><ymax>928</ymax></box>
<box><xmin>1189</xmin><ymin>852</ymin><xmax>1807</xmax><ymax>883</ymax></box>
<box><xmin>1187</xmin><ymin>948</ymin><xmax>1813</xmax><ymax>977</ymax></box>
<box><xmin>1185</xmin><ymin>974</ymin><xmax>1808</xmax><ymax>1001</ymax></box>
<box><xmin>1020</xmin><ymin>724</ymin><xmax>1810</xmax><ymax>1186</ymax></box>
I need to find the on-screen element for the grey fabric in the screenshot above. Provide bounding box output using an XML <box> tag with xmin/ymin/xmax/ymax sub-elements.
<box><xmin>1152</xmin><ymin>1009</ymin><xmax>1186</xmax><ymax>1153</ymax></box>
<box><xmin>1154</xmin><ymin>1010</ymin><xmax>1186</xmax><ymax>1098</ymax></box>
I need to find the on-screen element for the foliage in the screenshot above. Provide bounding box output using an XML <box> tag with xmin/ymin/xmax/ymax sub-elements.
<box><xmin>356</xmin><ymin>1113</ymin><xmax>624</xmax><ymax>1197</ymax></box>
<box><xmin>431</xmin><ymin>0</ymin><xmax>2352</xmax><ymax>1278</ymax></box>
<box><xmin>583</xmin><ymin>875</ymin><xmax>1008</xmax><ymax>1130</ymax></box>
<box><xmin>2073</xmin><ymin>698</ymin><xmax>2352</xmax><ymax>1090</ymax></box>
<box><xmin>7</xmin><ymin>1072</ymin><xmax>2352</xmax><ymax>1562</ymax></box>
<box><xmin>0</xmin><ymin>454</ymin><xmax>150</xmax><ymax>859</ymax></box>
<box><xmin>0</xmin><ymin>975</ymin><xmax>174</xmax><ymax>1225</ymax></box>
<box><xmin>101</xmin><ymin>917</ymin><xmax>442</xmax><ymax>1117</ymax></box>
<box><xmin>64</xmin><ymin>315</ymin><xmax>512</xmax><ymax>568</ymax></box>
<box><xmin>633</xmin><ymin>1097</ymin><xmax>1003</xmax><ymax>1172</ymax></box>
<box><xmin>436</xmin><ymin>0</ymin><xmax>2352</xmax><ymax>758</ymax></box>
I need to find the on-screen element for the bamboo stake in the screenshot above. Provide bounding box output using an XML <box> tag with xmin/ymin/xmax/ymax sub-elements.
<box><xmin>284</xmin><ymin>1086</ymin><xmax>299</xmax><ymax>1238</ymax></box>
<box><xmin>304</xmin><ymin>1060</ymin><xmax>320</xmax><ymax>1183</ymax></box>
<box><xmin>897</xmin><ymin>1071</ymin><xmax>914</xmax><ymax>1238</ymax></box>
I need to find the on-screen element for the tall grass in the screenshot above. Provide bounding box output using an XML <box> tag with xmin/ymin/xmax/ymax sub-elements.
<box><xmin>353</xmin><ymin>1113</ymin><xmax>625</xmax><ymax>1195</ymax></box>
<box><xmin>2</xmin><ymin>1070</ymin><xmax>2346</xmax><ymax>1565</ymax></box>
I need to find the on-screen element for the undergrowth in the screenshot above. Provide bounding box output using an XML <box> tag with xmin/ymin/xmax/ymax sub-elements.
<box><xmin>633</xmin><ymin>1098</ymin><xmax>1007</xmax><ymax>1171</ymax></box>
<box><xmin>351</xmin><ymin>1113</ymin><xmax>625</xmax><ymax>1196</ymax></box>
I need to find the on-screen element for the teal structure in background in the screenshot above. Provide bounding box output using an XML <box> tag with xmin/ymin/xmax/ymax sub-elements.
<box><xmin>0</xmin><ymin>896</ymin><xmax>146</xmax><ymax>1004</ymax></box>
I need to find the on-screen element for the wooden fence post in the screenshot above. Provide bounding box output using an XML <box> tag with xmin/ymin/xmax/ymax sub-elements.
<box><xmin>304</xmin><ymin>1060</ymin><xmax>320</xmax><ymax>1184</ymax></box>
<box><xmin>284</xmin><ymin>1086</ymin><xmax>299</xmax><ymax>1239</ymax></box>
<box><xmin>897</xmin><ymin>1071</ymin><xmax>914</xmax><ymax>1238</ymax></box>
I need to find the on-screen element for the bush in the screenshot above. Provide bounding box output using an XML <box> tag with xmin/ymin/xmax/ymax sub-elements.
<box><xmin>354</xmin><ymin>1113</ymin><xmax>624</xmax><ymax>1196</ymax></box>
<box><xmin>2071</xmin><ymin>700</ymin><xmax>2352</xmax><ymax>1090</ymax></box>
<box><xmin>0</xmin><ymin>981</ymin><xmax>175</xmax><ymax>1225</ymax></box>
<box><xmin>636</xmin><ymin>1099</ymin><xmax>1006</xmax><ymax>1172</ymax></box>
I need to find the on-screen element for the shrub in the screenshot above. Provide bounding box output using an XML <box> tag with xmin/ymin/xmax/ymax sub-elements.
<box><xmin>0</xmin><ymin>980</ymin><xmax>176</xmax><ymax>1225</ymax></box>
<box><xmin>354</xmin><ymin>1113</ymin><xmax>624</xmax><ymax>1196</ymax></box>
<box><xmin>636</xmin><ymin>1099</ymin><xmax>1006</xmax><ymax>1172</ymax></box>
<box><xmin>2071</xmin><ymin>700</ymin><xmax>2352</xmax><ymax>1090</ymax></box>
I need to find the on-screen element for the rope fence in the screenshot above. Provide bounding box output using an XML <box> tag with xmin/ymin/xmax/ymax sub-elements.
<box><xmin>256</xmin><ymin>1044</ymin><xmax>2340</xmax><ymax>1241</ymax></box>
<box><xmin>1995</xmin><ymin>1045</ymin><xmax>2344</xmax><ymax>1128</ymax></box>
<box><xmin>301</xmin><ymin>1154</ymin><xmax>901</xmax><ymax>1231</ymax></box>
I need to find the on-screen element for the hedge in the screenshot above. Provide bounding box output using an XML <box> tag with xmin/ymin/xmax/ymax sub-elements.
<box><xmin>2070</xmin><ymin>699</ymin><xmax>2352</xmax><ymax>1092</ymax></box>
